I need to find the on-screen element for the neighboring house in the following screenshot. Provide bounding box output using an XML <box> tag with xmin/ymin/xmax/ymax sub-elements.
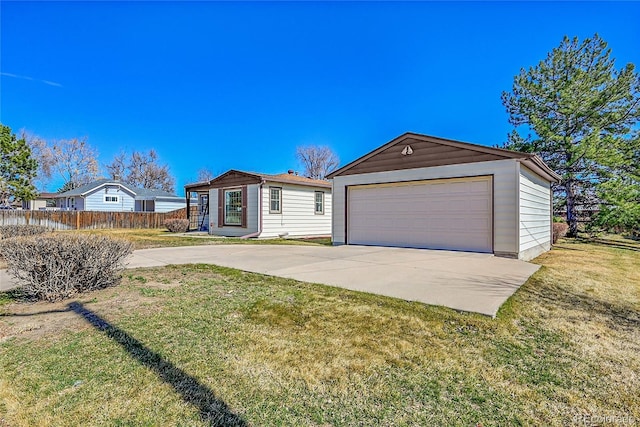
<box><xmin>55</xmin><ymin>179</ymin><xmax>189</xmax><ymax>213</ymax></box>
<box><xmin>327</xmin><ymin>132</ymin><xmax>561</xmax><ymax>261</ymax></box>
<box><xmin>22</xmin><ymin>192</ymin><xmax>57</xmax><ymax>210</ymax></box>
<box><xmin>185</xmin><ymin>170</ymin><xmax>332</xmax><ymax>237</ymax></box>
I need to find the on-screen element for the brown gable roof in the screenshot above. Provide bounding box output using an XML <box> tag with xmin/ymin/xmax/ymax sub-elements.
<box><xmin>326</xmin><ymin>132</ymin><xmax>560</xmax><ymax>182</ymax></box>
<box><xmin>186</xmin><ymin>170</ymin><xmax>331</xmax><ymax>191</ymax></box>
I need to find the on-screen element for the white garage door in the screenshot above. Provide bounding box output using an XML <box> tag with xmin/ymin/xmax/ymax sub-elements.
<box><xmin>347</xmin><ymin>176</ymin><xmax>493</xmax><ymax>252</ymax></box>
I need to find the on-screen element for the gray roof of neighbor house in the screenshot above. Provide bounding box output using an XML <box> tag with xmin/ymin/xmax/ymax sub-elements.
<box><xmin>56</xmin><ymin>179</ymin><xmax>186</xmax><ymax>200</ymax></box>
<box><xmin>36</xmin><ymin>192</ymin><xmax>59</xmax><ymax>199</ymax></box>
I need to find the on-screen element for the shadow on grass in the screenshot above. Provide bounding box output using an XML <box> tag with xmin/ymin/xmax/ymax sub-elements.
<box><xmin>523</xmin><ymin>280</ymin><xmax>640</xmax><ymax>330</ymax></box>
<box><xmin>67</xmin><ymin>302</ymin><xmax>247</xmax><ymax>426</ymax></box>
<box><xmin>574</xmin><ymin>237</ymin><xmax>640</xmax><ymax>252</ymax></box>
<box><xmin>552</xmin><ymin>244</ymin><xmax>589</xmax><ymax>252</ymax></box>
<box><xmin>0</xmin><ymin>307</ymin><xmax>72</xmax><ymax>317</ymax></box>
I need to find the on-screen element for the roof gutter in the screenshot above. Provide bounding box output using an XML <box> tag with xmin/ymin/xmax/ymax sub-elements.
<box><xmin>519</xmin><ymin>156</ymin><xmax>562</xmax><ymax>183</ymax></box>
<box><xmin>240</xmin><ymin>179</ymin><xmax>265</xmax><ymax>239</ymax></box>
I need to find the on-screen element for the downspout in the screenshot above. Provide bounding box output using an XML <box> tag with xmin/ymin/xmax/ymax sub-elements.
<box><xmin>240</xmin><ymin>179</ymin><xmax>265</xmax><ymax>239</ymax></box>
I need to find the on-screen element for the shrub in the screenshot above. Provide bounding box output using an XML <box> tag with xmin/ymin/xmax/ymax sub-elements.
<box><xmin>164</xmin><ymin>218</ymin><xmax>189</xmax><ymax>233</ymax></box>
<box><xmin>552</xmin><ymin>222</ymin><xmax>569</xmax><ymax>244</ymax></box>
<box><xmin>0</xmin><ymin>224</ymin><xmax>52</xmax><ymax>239</ymax></box>
<box><xmin>0</xmin><ymin>234</ymin><xmax>133</xmax><ymax>302</ymax></box>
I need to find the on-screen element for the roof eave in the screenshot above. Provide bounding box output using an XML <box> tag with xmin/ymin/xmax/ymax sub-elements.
<box><xmin>206</xmin><ymin>170</ymin><xmax>263</xmax><ymax>187</ymax></box>
<box><xmin>184</xmin><ymin>180</ymin><xmax>212</xmax><ymax>191</ymax></box>
<box><xmin>264</xmin><ymin>178</ymin><xmax>331</xmax><ymax>189</ymax></box>
<box><xmin>80</xmin><ymin>182</ymin><xmax>137</xmax><ymax>197</ymax></box>
<box><xmin>519</xmin><ymin>157</ymin><xmax>562</xmax><ymax>183</ymax></box>
<box><xmin>327</xmin><ymin>132</ymin><xmax>532</xmax><ymax>178</ymax></box>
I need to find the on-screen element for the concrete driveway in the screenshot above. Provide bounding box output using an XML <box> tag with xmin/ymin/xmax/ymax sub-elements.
<box><xmin>1</xmin><ymin>244</ymin><xmax>540</xmax><ymax>316</ymax></box>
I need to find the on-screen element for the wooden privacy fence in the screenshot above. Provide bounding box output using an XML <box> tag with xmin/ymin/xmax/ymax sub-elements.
<box><xmin>0</xmin><ymin>207</ymin><xmax>197</xmax><ymax>231</ymax></box>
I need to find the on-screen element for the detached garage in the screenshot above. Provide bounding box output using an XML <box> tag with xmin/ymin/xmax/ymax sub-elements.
<box><xmin>327</xmin><ymin>132</ymin><xmax>561</xmax><ymax>261</ymax></box>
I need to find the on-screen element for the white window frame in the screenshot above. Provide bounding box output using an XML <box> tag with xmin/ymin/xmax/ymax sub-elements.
<box><xmin>224</xmin><ymin>189</ymin><xmax>243</xmax><ymax>226</ymax></box>
<box><xmin>269</xmin><ymin>187</ymin><xmax>282</xmax><ymax>214</ymax></box>
<box><xmin>314</xmin><ymin>191</ymin><xmax>324</xmax><ymax>215</ymax></box>
<box><xmin>104</xmin><ymin>195</ymin><xmax>120</xmax><ymax>203</ymax></box>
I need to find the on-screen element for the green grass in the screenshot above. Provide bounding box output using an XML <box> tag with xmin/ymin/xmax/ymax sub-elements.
<box><xmin>1</xmin><ymin>239</ymin><xmax>639</xmax><ymax>425</ymax></box>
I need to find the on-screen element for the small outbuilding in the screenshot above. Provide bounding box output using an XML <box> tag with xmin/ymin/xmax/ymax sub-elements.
<box><xmin>327</xmin><ymin>132</ymin><xmax>560</xmax><ymax>261</ymax></box>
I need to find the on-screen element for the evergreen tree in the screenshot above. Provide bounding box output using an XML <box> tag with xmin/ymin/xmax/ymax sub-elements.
<box><xmin>0</xmin><ymin>124</ymin><xmax>38</xmax><ymax>205</ymax></box>
<box><xmin>593</xmin><ymin>131</ymin><xmax>640</xmax><ymax>235</ymax></box>
<box><xmin>502</xmin><ymin>34</ymin><xmax>640</xmax><ymax>236</ymax></box>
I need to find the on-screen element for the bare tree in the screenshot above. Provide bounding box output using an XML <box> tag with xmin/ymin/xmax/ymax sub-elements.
<box><xmin>105</xmin><ymin>149</ymin><xmax>175</xmax><ymax>192</ymax></box>
<box><xmin>49</xmin><ymin>138</ymin><xmax>100</xmax><ymax>190</ymax></box>
<box><xmin>21</xmin><ymin>130</ymin><xmax>55</xmax><ymax>192</ymax></box>
<box><xmin>196</xmin><ymin>167</ymin><xmax>215</xmax><ymax>182</ymax></box>
<box><xmin>104</xmin><ymin>151</ymin><xmax>127</xmax><ymax>181</ymax></box>
<box><xmin>296</xmin><ymin>145</ymin><xmax>339</xmax><ymax>180</ymax></box>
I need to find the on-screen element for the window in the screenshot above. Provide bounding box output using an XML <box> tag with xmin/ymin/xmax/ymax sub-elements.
<box><xmin>104</xmin><ymin>195</ymin><xmax>119</xmax><ymax>203</ymax></box>
<box><xmin>224</xmin><ymin>189</ymin><xmax>242</xmax><ymax>225</ymax></box>
<box><xmin>315</xmin><ymin>191</ymin><xmax>324</xmax><ymax>215</ymax></box>
<box><xmin>269</xmin><ymin>187</ymin><xmax>281</xmax><ymax>213</ymax></box>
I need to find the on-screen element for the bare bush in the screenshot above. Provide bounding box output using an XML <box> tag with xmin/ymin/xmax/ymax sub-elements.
<box><xmin>552</xmin><ymin>222</ymin><xmax>569</xmax><ymax>244</ymax></box>
<box><xmin>0</xmin><ymin>234</ymin><xmax>133</xmax><ymax>302</ymax></box>
<box><xmin>164</xmin><ymin>218</ymin><xmax>189</xmax><ymax>233</ymax></box>
<box><xmin>0</xmin><ymin>225</ymin><xmax>52</xmax><ymax>239</ymax></box>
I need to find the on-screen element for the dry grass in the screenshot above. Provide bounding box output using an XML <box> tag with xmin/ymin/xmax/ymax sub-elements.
<box><xmin>0</xmin><ymin>228</ymin><xmax>329</xmax><ymax>271</ymax></box>
<box><xmin>59</xmin><ymin>228</ymin><xmax>332</xmax><ymax>250</ymax></box>
<box><xmin>0</xmin><ymin>239</ymin><xmax>638</xmax><ymax>425</ymax></box>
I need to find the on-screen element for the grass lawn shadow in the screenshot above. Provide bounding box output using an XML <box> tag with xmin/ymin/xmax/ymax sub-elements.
<box><xmin>525</xmin><ymin>279</ymin><xmax>640</xmax><ymax>330</ymax></box>
<box><xmin>67</xmin><ymin>301</ymin><xmax>247</xmax><ymax>426</ymax></box>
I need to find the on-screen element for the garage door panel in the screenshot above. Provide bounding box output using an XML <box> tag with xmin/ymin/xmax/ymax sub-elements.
<box><xmin>348</xmin><ymin>177</ymin><xmax>493</xmax><ymax>253</ymax></box>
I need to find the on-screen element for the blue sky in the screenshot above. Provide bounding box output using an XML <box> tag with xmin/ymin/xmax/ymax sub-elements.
<box><xmin>1</xmin><ymin>1</ymin><xmax>639</xmax><ymax>192</ymax></box>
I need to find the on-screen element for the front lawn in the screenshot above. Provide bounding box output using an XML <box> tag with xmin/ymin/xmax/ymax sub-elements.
<box><xmin>63</xmin><ymin>228</ymin><xmax>333</xmax><ymax>250</ymax></box>
<box><xmin>0</xmin><ymin>239</ymin><xmax>638</xmax><ymax>425</ymax></box>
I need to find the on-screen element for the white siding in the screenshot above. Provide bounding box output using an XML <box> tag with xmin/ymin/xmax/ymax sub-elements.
<box><xmin>22</xmin><ymin>200</ymin><xmax>47</xmax><ymax>210</ymax></box>
<box><xmin>84</xmin><ymin>187</ymin><xmax>135</xmax><ymax>211</ymax></box>
<box><xmin>208</xmin><ymin>184</ymin><xmax>259</xmax><ymax>237</ymax></box>
<box><xmin>332</xmin><ymin>159</ymin><xmax>520</xmax><ymax>257</ymax></box>
<box><xmin>518</xmin><ymin>165</ymin><xmax>551</xmax><ymax>260</ymax></box>
<box><xmin>261</xmin><ymin>183</ymin><xmax>332</xmax><ymax>238</ymax></box>
<box><xmin>155</xmin><ymin>200</ymin><xmax>186</xmax><ymax>213</ymax></box>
